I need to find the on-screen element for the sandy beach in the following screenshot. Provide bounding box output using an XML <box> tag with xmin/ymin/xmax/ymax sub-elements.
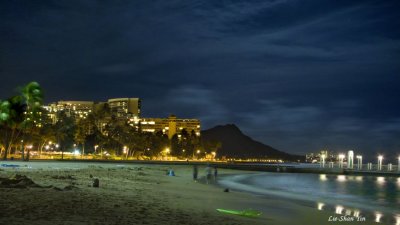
<box><xmin>0</xmin><ymin>161</ymin><xmax>377</xmax><ymax>225</ymax></box>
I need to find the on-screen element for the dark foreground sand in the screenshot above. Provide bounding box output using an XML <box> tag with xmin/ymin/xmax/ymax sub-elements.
<box><xmin>0</xmin><ymin>161</ymin><xmax>376</xmax><ymax>225</ymax></box>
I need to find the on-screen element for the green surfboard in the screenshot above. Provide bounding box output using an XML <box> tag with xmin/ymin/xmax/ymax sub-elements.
<box><xmin>216</xmin><ymin>208</ymin><xmax>262</xmax><ymax>217</ymax></box>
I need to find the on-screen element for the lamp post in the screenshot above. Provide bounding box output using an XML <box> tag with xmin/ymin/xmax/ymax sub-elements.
<box><xmin>356</xmin><ymin>155</ymin><xmax>362</xmax><ymax>170</ymax></box>
<box><xmin>377</xmin><ymin>155</ymin><xmax>383</xmax><ymax>171</ymax></box>
<box><xmin>338</xmin><ymin>154</ymin><xmax>345</xmax><ymax>168</ymax></box>
<box><xmin>347</xmin><ymin>150</ymin><xmax>354</xmax><ymax>169</ymax></box>
<box><xmin>398</xmin><ymin>156</ymin><xmax>400</xmax><ymax>172</ymax></box>
<box><xmin>123</xmin><ymin>146</ymin><xmax>128</xmax><ymax>160</ymax></box>
<box><xmin>94</xmin><ymin>145</ymin><xmax>98</xmax><ymax>154</ymax></box>
<box><xmin>165</xmin><ymin>148</ymin><xmax>170</xmax><ymax>160</ymax></box>
<box><xmin>320</xmin><ymin>154</ymin><xmax>326</xmax><ymax>168</ymax></box>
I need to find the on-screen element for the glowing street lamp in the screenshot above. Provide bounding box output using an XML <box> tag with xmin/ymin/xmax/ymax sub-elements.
<box><xmin>165</xmin><ymin>148</ymin><xmax>170</xmax><ymax>154</ymax></box>
<box><xmin>398</xmin><ymin>156</ymin><xmax>400</xmax><ymax>172</ymax></box>
<box><xmin>356</xmin><ymin>155</ymin><xmax>362</xmax><ymax>170</ymax></box>
<box><xmin>377</xmin><ymin>155</ymin><xmax>383</xmax><ymax>171</ymax></box>
<box><xmin>123</xmin><ymin>146</ymin><xmax>128</xmax><ymax>154</ymax></box>
<box><xmin>320</xmin><ymin>154</ymin><xmax>326</xmax><ymax>168</ymax></box>
<box><xmin>94</xmin><ymin>145</ymin><xmax>98</xmax><ymax>153</ymax></box>
<box><xmin>123</xmin><ymin>146</ymin><xmax>129</xmax><ymax>159</ymax></box>
<box><xmin>338</xmin><ymin>154</ymin><xmax>345</xmax><ymax>168</ymax></box>
<box><xmin>347</xmin><ymin>150</ymin><xmax>354</xmax><ymax>169</ymax></box>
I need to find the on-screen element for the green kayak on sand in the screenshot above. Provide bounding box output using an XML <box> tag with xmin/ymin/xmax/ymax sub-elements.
<box><xmin>216</xmin><ymin>209</ymin><xmax>262</xmax><ymax>217</ymax></box>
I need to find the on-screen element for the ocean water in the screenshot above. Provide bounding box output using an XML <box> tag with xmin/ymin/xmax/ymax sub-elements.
<box><xmin>219</xmin><ymin>172</ymin><xmax>400</xmax><ymax>224</ymax></box>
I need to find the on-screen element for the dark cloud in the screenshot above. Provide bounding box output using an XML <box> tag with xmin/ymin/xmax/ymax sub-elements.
<box><xmin>1</xmin><ymin>0</ymin><xmax>399</xmax><ymax>158</ymax></box>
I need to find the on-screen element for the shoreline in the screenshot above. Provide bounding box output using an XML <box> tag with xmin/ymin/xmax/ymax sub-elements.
<box><xmin>0</xmin><ymin>161</ymin><xmax>383</xmax><ymax>225</ymax></box>
<box><xmin>3</xmin><ymin>159</ymin><xmax>400</xmax><ymax>177</ymax></box>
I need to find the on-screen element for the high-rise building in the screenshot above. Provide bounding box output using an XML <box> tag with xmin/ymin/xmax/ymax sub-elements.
<box><xmin>128</xmin><ymin>115</ymin><xmax>200</xmax><ymax>139</ymax></box>
<box><xmin>42</xmin><ymin>98</ymin><xmax>201</xmax><ymax>139</ymax></box>
<box><xmin>108</xmin><ymin>98</ymin><xmax>141</xmax><ymax>119</ymax></box>
<box><xmin>44</xmin><ymin>100</ymin><xmax>94</xmax><ymax>123</ymax></box>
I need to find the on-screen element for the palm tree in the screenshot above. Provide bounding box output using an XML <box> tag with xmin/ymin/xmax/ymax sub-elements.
<box><xmin>54</xmin><ymin>111</ymin><xmax>75</xmax><ymax>160</ymax></box>
<box><xmin>0</xmin><ymin>96</ymin><xmax>25</xmax><ymax>160</ymax></box>
<box><xmin>37</xmin><ymin>124</ymin><xmax>56</xmax><ymax>157</ymax></box>
<box><xmin>20</xmin><ymin>82</ymin><xmax>43</xmax><ymax>160</ymax></box>
<box><xmin>74</xmin><ymin>118</ymin><xmax>91</xmax><ymax>157</ymax></box>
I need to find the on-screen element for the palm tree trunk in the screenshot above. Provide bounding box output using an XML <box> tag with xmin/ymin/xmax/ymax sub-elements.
<box><xmin>26</xmin><ymin>147</ymin><xmax>30</xmax><ymax>161</ymax></box>
<box><xmin>4</xmin><ymin>128</ymin><xmax>16</xmax><ymax>160</ymax></box>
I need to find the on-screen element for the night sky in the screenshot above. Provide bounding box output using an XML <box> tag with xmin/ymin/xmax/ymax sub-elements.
<box><xmin>1</xmin><ymin>0</ymin><xmax>399</xmax><ymax>159</ymax></box>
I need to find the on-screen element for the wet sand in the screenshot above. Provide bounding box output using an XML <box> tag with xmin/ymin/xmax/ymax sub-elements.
<box><xmin>0</xmin><ymin>161</ymin><xmax>376</xmax><ymax>225</ymax></box>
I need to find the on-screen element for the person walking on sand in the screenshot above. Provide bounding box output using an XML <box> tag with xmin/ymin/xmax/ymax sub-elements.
<box><xmin>193</xmin><ymin>165</ymin><xmax>198</xmax><ymax>181</ymax></box>
<box><xmin>214</xmin><ymin>166</ymin><xmax>218</xmax><ymax>180</ymax></box>
<box><xmin>205</xmin><ymin>164</ymin><xmax>212</xmax><ymax>184</ymax></box>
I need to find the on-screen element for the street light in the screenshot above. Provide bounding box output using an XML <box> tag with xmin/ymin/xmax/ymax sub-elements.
<box><xmin>398</xmin><ymin>156</ymin><xmax>400</xmax><ymax>172</ymax></box>
<box><xmin>377</xmin><ymin>155</ymin><xmax>383</xmax><ymax>171</ymax></box>
<box><xmin>123</xmin><ymin>146</ymin><xmax>128</xmax><ymax>154</ymax></box>
<box><xmin>338</xmin><ymin>154</ymin><xmax>345</xmax><ymax>168</ymax></box>
<box><xmin>123</xmin><ymin>146</ymin><xmax>128</xmax><ymax>160</ymax></box>
<box><xmin>347</xmin><ymin>150</ymin><xmax>354</xmax><ymax>169</ymax></box>
<box><xmin>356</xmin><ymin>155</ymin><xmax>362</xmax><ymax>170</ymax></box>
<box><xmin>94</xmin><ymin>145</ymin><xmax>98</xmax><ymax>153</ymax></box>
<box><xmin>320</xmin><ymin>154</ymin><xmax>326</xmax><ymax>168</ymax></box>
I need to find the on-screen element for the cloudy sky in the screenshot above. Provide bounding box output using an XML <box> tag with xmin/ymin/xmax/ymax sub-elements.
<box><xmin>1</xmin><ymin>0</ymin><xmax>399</xmax><ymax>159</ymax></box>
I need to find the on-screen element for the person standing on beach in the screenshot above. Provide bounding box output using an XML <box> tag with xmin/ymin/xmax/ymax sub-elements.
<box><xmin>205</xmin><ymin>164</ymin><xmax>212</xmax><ymax>184</ymax></box>
<box><xmin>193</xmin><ymin>165</ymin><xmax>198</xmax><ymax>181</ymax></box>
<box><xmin>213</xmin><ymin>166</ymin><xmax>218</xmax><ymax>180</ymax></box>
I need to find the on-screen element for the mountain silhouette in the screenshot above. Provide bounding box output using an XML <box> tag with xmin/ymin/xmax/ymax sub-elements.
<box><xmin>201</xmin><ymin>124</ymin><xmax>303</xmax><ymax>161</ymax></box>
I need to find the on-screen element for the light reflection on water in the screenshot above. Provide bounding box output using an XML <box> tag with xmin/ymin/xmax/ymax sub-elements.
<box><xmin>353</xmin><ymin>209</ymin><xmax>360</xmax><ymax>217</ymax></box>
<box><xmin>335</xmin><ymin>205</ymin><xmax>344</xmax><ymax>214</ymax></box>
<box><xmin>337</xmin><ymin>175</ymin><xmax>346</xmax><ymax>182</ymax></box>
<box><xmin>377</xmin><ymin>177</ymin><xmax>386</xmax><ymax>185</ymax></box>
<box><xmin>395</xmin><ymin>214</ymin><xmax>400</xmax><ymax>225</ymax></box>
<box><xmin>375</xmin><ymin>212</ymin><xmax>383</xmax><ymax>223</ymax></box>
<box><xmin>317</xmin><ymin>202</ymin><xmax>324</xmax><ymax>210</ymax></box>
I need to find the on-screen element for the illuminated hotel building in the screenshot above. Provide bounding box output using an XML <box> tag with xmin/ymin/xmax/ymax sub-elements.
<box><xmin>129</xmin><ymin>115</ymin><xmax>200</xmax><ymax>139</ymax></box>
<box><xmin>44</xmin><ymin>100</ymin><xmax>94</xmax><ymax>123</ymax></box>
<box><xmin>43</xmin><ymin>99</ymin><xmax>201</xmax><ymax>138</ymax></box>
<box><xmin>108</xmin><ymin>98</ymin><xmax>141</xmax><ymax>119</ymax></box>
